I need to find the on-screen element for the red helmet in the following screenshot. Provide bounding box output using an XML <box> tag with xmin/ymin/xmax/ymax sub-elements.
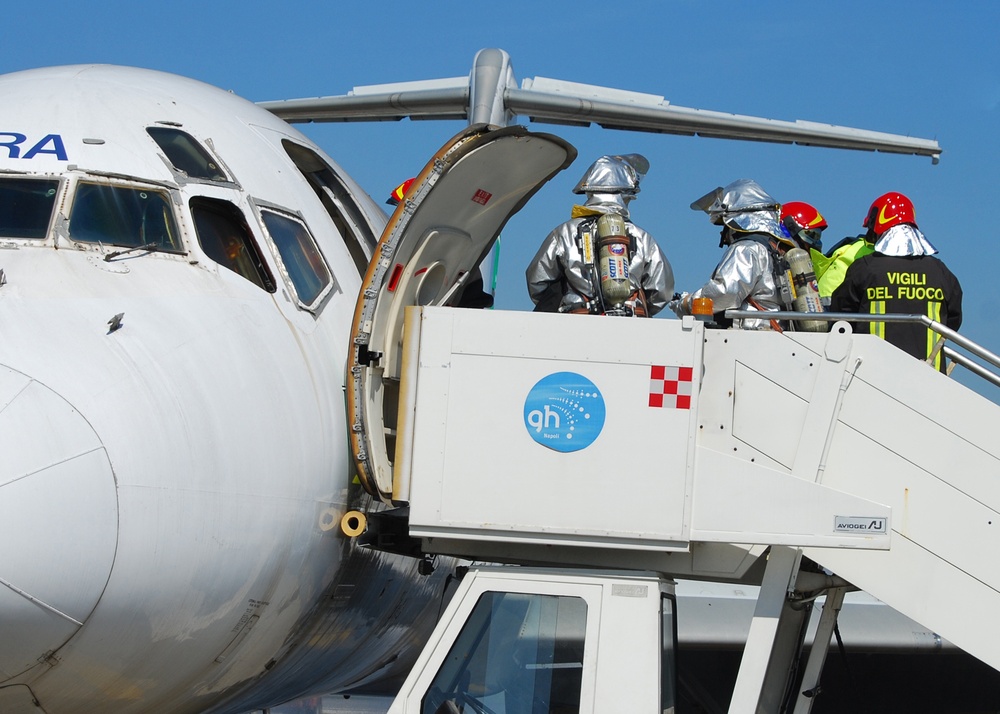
<box><xmin>863</xmin><ymin>192</ymin><xmax>916</xmax><ymax>236</ymax></box>
<box><xmin>386</xmin><ymin>178</ymin><xmax>416</xmax><ymax>206</ymax></box>
<box><xmin>780</xmin><ymin>201</ymin><xmax>827</xmax><ymax>249</ymax></box>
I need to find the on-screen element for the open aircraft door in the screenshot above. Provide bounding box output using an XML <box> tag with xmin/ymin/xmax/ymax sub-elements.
<box><xmin>347</xmin><ymin>124</ymin><xmax>577</xmax><ymax>502</ymax></box>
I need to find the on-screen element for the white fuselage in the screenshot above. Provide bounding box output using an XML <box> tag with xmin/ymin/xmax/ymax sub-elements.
<box><xmin>0</xmin><ymin>65</ymin><xmax>445</xmax><ymax>714</ymax></box>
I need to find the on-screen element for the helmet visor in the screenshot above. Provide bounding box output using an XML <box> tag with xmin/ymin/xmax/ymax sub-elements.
<box><xmin>799</xmin><ymin>228</ymin><xmax>824</xmax><ymax>250</ymax></box>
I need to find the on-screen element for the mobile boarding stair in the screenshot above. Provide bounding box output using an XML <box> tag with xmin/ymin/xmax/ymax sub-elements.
<box><xmin>353</xmin><ymin>305</ymin><xmax>1000</xmax><ymax>713</ymax></box>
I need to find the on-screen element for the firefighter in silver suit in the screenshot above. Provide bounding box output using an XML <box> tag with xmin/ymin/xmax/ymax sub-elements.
<box><xmin>525</xmin><ymin>154</ymin><xmax>673</xmax><ymax>316</ymax></box>
<box><xmin>671</xmin><ymin>179</ymin><xmax>791</xmax><ymax>329</ymax></box>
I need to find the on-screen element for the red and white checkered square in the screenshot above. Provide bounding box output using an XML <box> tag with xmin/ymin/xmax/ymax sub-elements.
<box><xmin>649</xmin><ymin>365</ymin><xmax>694</xmax><ymax>409</ymax></box>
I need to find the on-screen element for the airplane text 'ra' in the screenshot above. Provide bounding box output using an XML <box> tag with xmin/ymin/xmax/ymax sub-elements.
<box><xmin>0</xmin><ymin>133</ymin><xmax>68</xmax><ymax>160</ymax></box>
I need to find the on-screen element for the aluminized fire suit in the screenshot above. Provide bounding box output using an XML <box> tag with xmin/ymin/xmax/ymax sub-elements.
<box><xmin>526</xmin><ymin>154</ymin><xmax>673</xmax><ymax>316</ymax></box>
<box><xmin>672</xmin><ymin>179</ymin><xmax>788</xmax><ymax>329</ymax></box>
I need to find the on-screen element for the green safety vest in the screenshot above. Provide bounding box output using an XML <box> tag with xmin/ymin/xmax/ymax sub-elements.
<box><xmin>811</xmin><ymin>239</ymin><xmax>875</xmax><ymax>298</ymax></box>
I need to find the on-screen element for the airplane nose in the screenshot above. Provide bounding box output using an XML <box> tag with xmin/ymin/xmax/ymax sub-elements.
<box><xmin>0</xmin><ymin>366</ymin><xmax>118</xmax><ymax>681</ymax></box>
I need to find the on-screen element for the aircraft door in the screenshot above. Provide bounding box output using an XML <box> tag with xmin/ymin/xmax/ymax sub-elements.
<box><xmin>348</xmin><ymin>124</ymin><xmax>576</xmax><ymax>501</ymax></box>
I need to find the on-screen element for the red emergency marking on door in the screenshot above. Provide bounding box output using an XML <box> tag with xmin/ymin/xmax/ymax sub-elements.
<box><xmin>472</xmin><ymin>189</ymin><xmax>492</xmax><ymax>205</ymax></box>
<box><xmin>649</xmin><ymin>365</ymin><xmax>693</xmax><ymax>409</ymax></box>
<box><xmin>387</xmin><ymin>263</ymin><xmax>404</xmax><ymax>292</ymax></box>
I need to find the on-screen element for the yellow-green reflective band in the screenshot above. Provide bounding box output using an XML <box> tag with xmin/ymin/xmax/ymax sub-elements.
<box><xmin>869</xmin><ymin>300</ymin><xmax>885</xmax><ymax>339</ymax></box>
<box><xmin>927</xmin><ymin>301</ymin><xmax>942</xmax><ymax>369</ymax></box>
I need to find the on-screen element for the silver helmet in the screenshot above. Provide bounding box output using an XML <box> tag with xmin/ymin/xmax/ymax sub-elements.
<box><xmin>691</xmin><ymin>179</ymin><xmax>782</xmax><ymax>238</ymax></box>
<box><xmin>573</xmin><ymin>154</ymin><xmax>649</xmax><ymax>195</ymax></box>
<box><xmin>573</xmin><ymin>154</ymin><xmax>650</xmax><ymax>217</ymax></box>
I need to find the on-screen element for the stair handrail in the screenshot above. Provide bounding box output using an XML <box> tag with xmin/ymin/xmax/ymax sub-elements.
<box><xmin>723</xmin><ymin>310</ymin><xmax>1000</xmax><ymax>389</ymax></box>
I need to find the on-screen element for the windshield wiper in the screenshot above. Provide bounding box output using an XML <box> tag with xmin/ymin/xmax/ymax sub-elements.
<box><xmin>104</xmin><ymin>242</ymin><xmax>163</xmax><ymax>262</ymax></box>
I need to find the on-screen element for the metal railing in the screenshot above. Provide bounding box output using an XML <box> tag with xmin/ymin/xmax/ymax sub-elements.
<box><xmin>724</xmin><ymin>310</ymin><xmax>1000</xmax><ymax>389</ymax></box>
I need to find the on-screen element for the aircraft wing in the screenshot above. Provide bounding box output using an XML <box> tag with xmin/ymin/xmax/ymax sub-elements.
<box><xmin>258</xmin><ymin>48</ymin><xmax>941</xmax><ymax>162</ymax></box>
<box><xmin>259</xmin><ymin>77</ymin><xmax>471</xmax><ymax>124</ymax></box>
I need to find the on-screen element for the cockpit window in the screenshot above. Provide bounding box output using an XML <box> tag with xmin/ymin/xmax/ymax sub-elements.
<box><xmin>190</xmin><ymin>196</ymin><xmax>275</xmax><ymax>292</ymax></box>
<box><xmin>147</xmin><ymin>127</ymin><xmax>228</xmax><ymax>182</ymax></box>
<box><xmin>69</xmin><ymin>181</ymin><xmax>183</xmax><ymax>253</ymax></box>
<box><xmin>260</xmin><ymin>209</ymin><xmax>333</xmax><ymax>307</ymax></box>
<box><xmin>0</xmin><ymin>177</ymin><xmax>59</xmax><ymax>239</ymax></box>
<box><xmin>280</xmin><ymin>140</ymin><xmax>377</xmax><ymax>277</ymax></box>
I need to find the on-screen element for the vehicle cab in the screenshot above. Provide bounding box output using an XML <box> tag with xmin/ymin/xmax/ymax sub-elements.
<box><xmin>387</xmin><ymin>566</ymin><xmax>677</xmax><ymax>714</ymax></box>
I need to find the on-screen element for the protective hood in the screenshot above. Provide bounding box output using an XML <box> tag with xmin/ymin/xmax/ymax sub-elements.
<box><xmin>874</xmin><ymin>224</ymin><xmax>938</xmax><ymax>256</ymax></box>
<box><xmin>691</xmin><ymin>179</ymin><xmax>783</xmax><ymax>239</ymax></box>
<box><xmin>572</xmin><ymin>154</ymin><xmax>649</xmax><ymax>195</ymax></box>
<box><xmin>571</xmin><ymin>192</ymin><xmax>631</xmax><ymax>218</ymax></box>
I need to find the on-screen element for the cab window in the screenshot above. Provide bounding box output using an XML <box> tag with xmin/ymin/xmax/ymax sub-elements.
<box><xmin>0</xmin><ymin>177</ymin><xmax>59</xmax><ymax>239</ymax></box>
<box><xmin>69</xmin><ymin>181</ymin><xmax>183</xmax><ymax>252</ymax></box>
<box><xmin>190</xmin><ymin>197</ymin><xmax>275</xmax><ymax>292</ymax></box>
<box><xmin>147</xmin><ymin>127</ymin><xmax>228</xmax><ymax>182</ymax></box>
<box><xmin>260</xmin><ymin>209</ymin><xmax>333</xmax><ymax>308</ymax></box>
<box><xmin>661</xmin><ymin>594</ymin><xmax>677</xmax><ymax>714</ymax></box>
<box><xmin>422</xmin><ymin>592</ymin><xmax>587</xmax><ymax>714</ymax></box>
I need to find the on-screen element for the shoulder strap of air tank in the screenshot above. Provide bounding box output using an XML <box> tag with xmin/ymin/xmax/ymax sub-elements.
<box><xmin>740</xmin><ymin>233</ymin><xmax>794</xmax><ymax>310</ymax></box>
<box><xmin>573</xmin><ymin>217</ymin><xmax>603</xmax><ymax>313</ymax></box>
<box><xmin>623</xmin><ymin>220</ymin><xmax>639</xmax><ymax>255</ymax></box>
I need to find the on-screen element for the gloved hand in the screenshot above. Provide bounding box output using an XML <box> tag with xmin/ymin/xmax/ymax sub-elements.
<box><xmin>668</xmin><ymin>292</ymin><xmax>691</xmax><ymax>318</ymax></box>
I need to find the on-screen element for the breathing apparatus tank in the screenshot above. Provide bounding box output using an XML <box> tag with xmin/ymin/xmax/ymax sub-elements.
<box><xmin>596</xmin><ymin>213</ymin><xmax>632</xmax><ymax>313</ymax></box>
<box><xmin>784</xmin><ymin>247</ymin><xmax>826</xmax><ymax>332</ymax></box>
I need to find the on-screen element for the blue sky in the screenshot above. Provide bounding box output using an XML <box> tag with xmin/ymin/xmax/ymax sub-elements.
<box><xmin>4</xmin><ymin>0</ymin><xmax>999</xmax><ymax>399</ymax></box>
